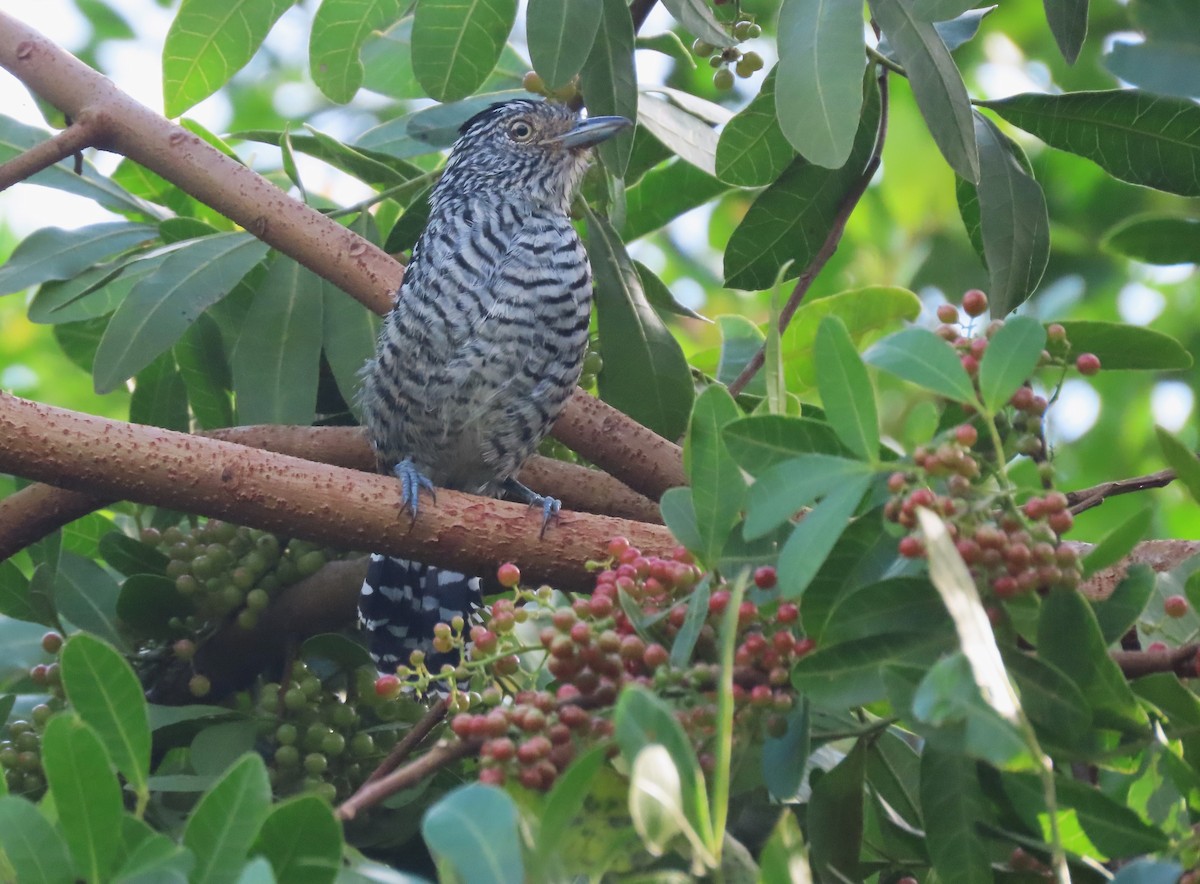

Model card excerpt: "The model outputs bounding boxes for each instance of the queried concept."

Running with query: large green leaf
[722,414,850,473]
[0,223,156,297]
[1105,40,1200,101]
[42,716,124,883]
[1158,428,1200,506]
[775,0,866,168]
[777,476,872,599]
[1082,509,1153,579]
[587,211,694,440]
[0,795,75,884]
[982,90,1200,196]
[920,749,993,883]
[724,79,880,291]
[1043,0,1089,64]
[868,0,979,182]
[970,114,1049,316]
[61,635,152,810]
[54,552,125,650]
[183,754,272,884]
[27,258,158,326]
[578,0,637,177]
[310,0,404,103]
[231,256,324,425]
[808,739,866,883]
[684,385,746,565]
[162,0,295,117]
[253,795,342,884]
[1056,320,1192,370]
[621,159,729,241]
[636,93,718,175]
[1102,214,1200,264]
[744,455,872,541]
[174,312,234,429]
[0,558,38,624]
[792,630,952,707]
[814,316,879,461]
[715,69,797,187]
[864,326,979,404]
[412,0,518,102]
[659,0,735,49]
[422,784,524,882]
[93,233,269,393]
[130,351,189,432]
[526,0,602,89]
[322,288,379,420]
[977,315,1046,412]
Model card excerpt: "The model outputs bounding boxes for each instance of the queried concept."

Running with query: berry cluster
[693,22,764,91]
[0,700,58,799]
[409,539,811,790]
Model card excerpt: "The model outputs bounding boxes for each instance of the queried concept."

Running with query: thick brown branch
[0,116,98,191]
[1067,469,1176,515]
[337,736,483,821]
[0,392,673,583]
[1113,643,1198,679]
[727,70,891,399]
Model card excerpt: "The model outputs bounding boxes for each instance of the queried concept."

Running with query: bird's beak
[551,115,633,149]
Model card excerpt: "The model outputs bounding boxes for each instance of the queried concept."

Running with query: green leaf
[715,69,797,187]
[1094,564,1155,645]
[724,79,881,291]
[174,312,234,429]
[743,455,872,541]
[0,223,156,297]
[722,414,850,473]
[27,259,151,326]
[191,722,259,777]
[1002,649,1093,753]
[116,575,192,640]
[310,0,404,103]
[777,476,872,599]
[669,577,711,668]
[911,0,978,19]
[526,0,602,89]
[100,532,168,578]
[684,385,746,565]
[865,327,978,404]
[301,633,375,671]
[253,794,342,884]
[0,558,38,624]
[920,749,993,883]
[659,487,704,555]
[578,0,637,177]
[93,233,270,393]
[761,700,809,802]
[1103,214,1200,264]
[1158,427,1200,505]
[818,577,947,645]
[422,784,524,883]
[634,261,706,322]
[235,856,276,884]
[868,0,979,182]
[411,0,517,102]
[807,739,865,883]
[130,351,189,431]
[614,684,711,844]
[982,90,1200,196]
[54,552,125,649]
[231,256,324,425]
[775,0,865,168]
[587,210,694,440]
[1106,39,1200,101]
[660,0,735,49]
[792,631,952,707]
[977,316,1046,412]
[533,745,606,868]
[162,0,295,118]
[759,810,811,884]
[1111,861,1186,884]
[42,715,124,883]
[0,795,75,884]
[183,753,272,884]
[814,316,879,461]
[971,114,1050,316]
[1083,508,1153,579]
[1043,0,1088,63]
[61,634,152,812]
[115,831,195,882]
[1038,589,1148,735]
[1056,320,1192,370]
[636,93,718,176]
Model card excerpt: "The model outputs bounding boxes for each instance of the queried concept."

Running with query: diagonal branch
[0,115,98,190]
[1066,468,1175,515]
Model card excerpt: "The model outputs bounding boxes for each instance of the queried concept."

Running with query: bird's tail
[358,554,484,672]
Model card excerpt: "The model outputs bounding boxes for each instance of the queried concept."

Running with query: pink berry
[1165,595,1189,618]
[962,289,988,317]
[1076,352,1101,375]
[753,566,777,589]
[496,562,520,588]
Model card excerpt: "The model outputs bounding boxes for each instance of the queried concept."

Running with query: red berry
[753,566,777,589]
[960,354,979,376]
[738,600,758,625]
[450,714,475,739]
[496,562,520,588]
[1147,641,1169,652]
[898,536,924,558]
[374,674,402,699]
[1165,595,1189,618]
[954,424,978,446]
[962,289,988,317]
[40,632,63,655]
[992,575,1018,598]
[606,536,630,558]
[776,602,799,624]
[588,594,614,618]
[643,643,669,670]
[1075,352,1101,376]
[709,590,731,616]
[936,303,959,324]
[794,637,815,657]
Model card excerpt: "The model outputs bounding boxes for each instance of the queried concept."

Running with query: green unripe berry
[188,674,211,698]
[313,781,338,803]
[708,54,723,69]
[246,588,270,612]
[236,610,257,630]
[300,676,322,698]
[322,732,346,756]
[274,745,300,767]
[713,68,735,90]
[296,550,326,577]
[350,733,376,758]
[284,688,308,711]
[692,38,715,56]
[733,20,754,39]
[304,752,328,775]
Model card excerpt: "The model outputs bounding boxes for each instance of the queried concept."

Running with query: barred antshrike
[357,99,631,671]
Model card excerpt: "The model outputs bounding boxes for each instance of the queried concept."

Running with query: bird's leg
[503,478,561,538]
[393,457,436,519]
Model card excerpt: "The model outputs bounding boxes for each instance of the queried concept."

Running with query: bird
[356,98,631,673]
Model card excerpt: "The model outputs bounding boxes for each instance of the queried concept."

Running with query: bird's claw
[503,478,560,538]
[393,457,436,519]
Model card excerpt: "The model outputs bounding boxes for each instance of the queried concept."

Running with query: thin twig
[1067,469,1175,515]
[0,115,98,191]
[727,69,891,398]
[365,697,450,784]
[336,737,483,821]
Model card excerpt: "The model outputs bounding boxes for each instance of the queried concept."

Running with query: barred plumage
[357,99,631,671]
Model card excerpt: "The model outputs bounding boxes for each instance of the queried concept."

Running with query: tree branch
[0,11,686,504]
[0,116,97,190]
[727,69,891,399]
[336,736,483,821]
[1067,468,1176,515]
[1112,643,1198,680]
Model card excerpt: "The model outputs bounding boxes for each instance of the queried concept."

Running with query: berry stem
[710,571,748,859]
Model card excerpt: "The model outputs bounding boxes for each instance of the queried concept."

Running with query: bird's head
[434,99,631,211]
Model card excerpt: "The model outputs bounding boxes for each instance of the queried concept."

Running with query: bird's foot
[394,458,436,519]
[504,478,561,538]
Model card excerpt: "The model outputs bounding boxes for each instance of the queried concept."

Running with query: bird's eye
[508,119,534,141]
